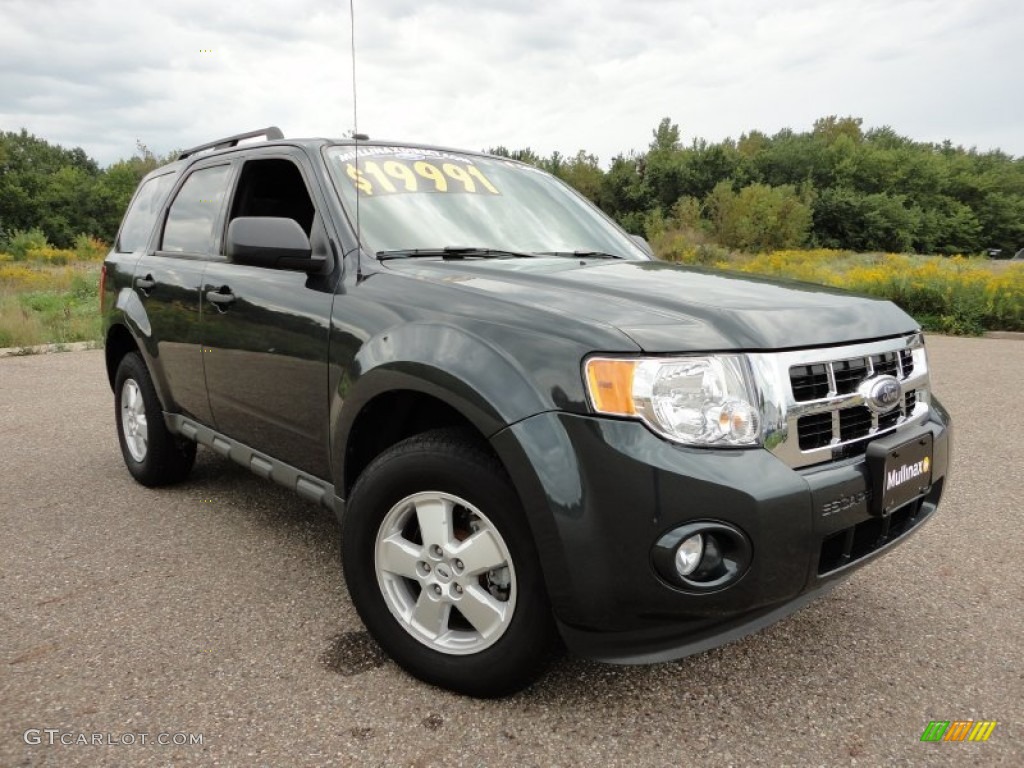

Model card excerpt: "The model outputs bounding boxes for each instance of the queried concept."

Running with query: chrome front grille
[795,389,918,450]
[788,349,914,404]
[750,334,930,469]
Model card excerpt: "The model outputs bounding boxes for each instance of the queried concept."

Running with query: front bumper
[490,396,951,664]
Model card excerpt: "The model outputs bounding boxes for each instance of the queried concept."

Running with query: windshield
[324,145,647,259]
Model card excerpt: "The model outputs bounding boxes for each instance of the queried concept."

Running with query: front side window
[324,146,646,259]
[116,172,177,253]
[229,158,316,235]
[161,165,232,254]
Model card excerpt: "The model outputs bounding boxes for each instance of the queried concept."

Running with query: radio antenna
[349,0,366,280]
[349,0,359,140]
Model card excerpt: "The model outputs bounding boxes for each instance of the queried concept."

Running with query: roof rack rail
[177,126,284,160]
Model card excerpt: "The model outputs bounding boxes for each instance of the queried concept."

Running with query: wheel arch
[105,322,141,391]
[331,322,555,497]
[330,323,580,629]
[334,367,578,605]
[340,386,493,500]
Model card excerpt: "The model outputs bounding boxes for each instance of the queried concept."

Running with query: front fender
[329,321,555,490]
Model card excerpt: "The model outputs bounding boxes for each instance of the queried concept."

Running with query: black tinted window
[230,159,316,235]
[116,172,176,253]
[162,165,232,253]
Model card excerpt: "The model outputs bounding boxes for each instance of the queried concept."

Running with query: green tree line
[0,129,168,249]
[3,118,1023,255]
[492,116,1024,256]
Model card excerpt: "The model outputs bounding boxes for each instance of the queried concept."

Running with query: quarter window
[116,172,177,253]
[162,165,232,253]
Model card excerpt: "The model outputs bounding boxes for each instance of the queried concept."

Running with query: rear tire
[342,428,558,697]
[114,352,196,487]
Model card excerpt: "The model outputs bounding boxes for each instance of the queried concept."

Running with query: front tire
[342,429,558,697]
[114,352,196,487]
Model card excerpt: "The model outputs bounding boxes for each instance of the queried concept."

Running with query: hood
[381,258,918,352]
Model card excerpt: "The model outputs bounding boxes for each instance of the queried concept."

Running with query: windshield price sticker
[345,159,500,197]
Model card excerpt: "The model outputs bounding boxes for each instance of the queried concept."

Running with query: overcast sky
[2,0,1022,167]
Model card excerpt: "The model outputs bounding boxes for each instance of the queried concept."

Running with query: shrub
[981,263,1024,331]
[650,227,700,263]
[25,245,76,265]
[706,182,812,251]
[0,261,88,293]
[70,272,98,300]
[723,249,1024,334]
[6,228,49,260]
[73,234,108,261]
[0,264,52,291]
[650,200,734,265]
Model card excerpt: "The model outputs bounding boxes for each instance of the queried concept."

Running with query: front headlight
[584,355,762,446]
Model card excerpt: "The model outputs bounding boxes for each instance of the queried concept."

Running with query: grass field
[1,235,1021,350]
[724,250,1023,335]
[0,234,105,349]
[651,234,1024,335]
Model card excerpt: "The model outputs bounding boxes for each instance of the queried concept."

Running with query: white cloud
[0,0,1021,166]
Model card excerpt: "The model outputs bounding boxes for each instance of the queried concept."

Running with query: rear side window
[161,165,232,254]
[116,172,177,253]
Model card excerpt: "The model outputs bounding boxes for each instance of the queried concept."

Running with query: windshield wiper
[377,246,538,261]
[533,250,625,259]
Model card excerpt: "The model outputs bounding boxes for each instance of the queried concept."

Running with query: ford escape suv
[101,127,952,696]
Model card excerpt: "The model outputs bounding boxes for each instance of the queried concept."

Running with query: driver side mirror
[226,217,325,272]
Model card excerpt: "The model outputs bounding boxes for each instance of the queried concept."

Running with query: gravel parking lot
[1,336,1020,767]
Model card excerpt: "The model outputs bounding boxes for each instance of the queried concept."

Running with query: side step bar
[164,412,343,517]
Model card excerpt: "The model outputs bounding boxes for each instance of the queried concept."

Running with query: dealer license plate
[867,433,933,516]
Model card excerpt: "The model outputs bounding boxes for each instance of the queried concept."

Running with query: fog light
[692,533,723,579]
[675,533,704,576]
[653,521,753,592]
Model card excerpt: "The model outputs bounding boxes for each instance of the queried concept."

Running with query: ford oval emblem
[860,375,902,413]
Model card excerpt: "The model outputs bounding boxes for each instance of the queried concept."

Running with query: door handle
[205,288,236,309]
[135,274,156,293]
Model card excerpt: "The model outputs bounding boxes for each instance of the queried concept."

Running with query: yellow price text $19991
[345,159,500,197]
